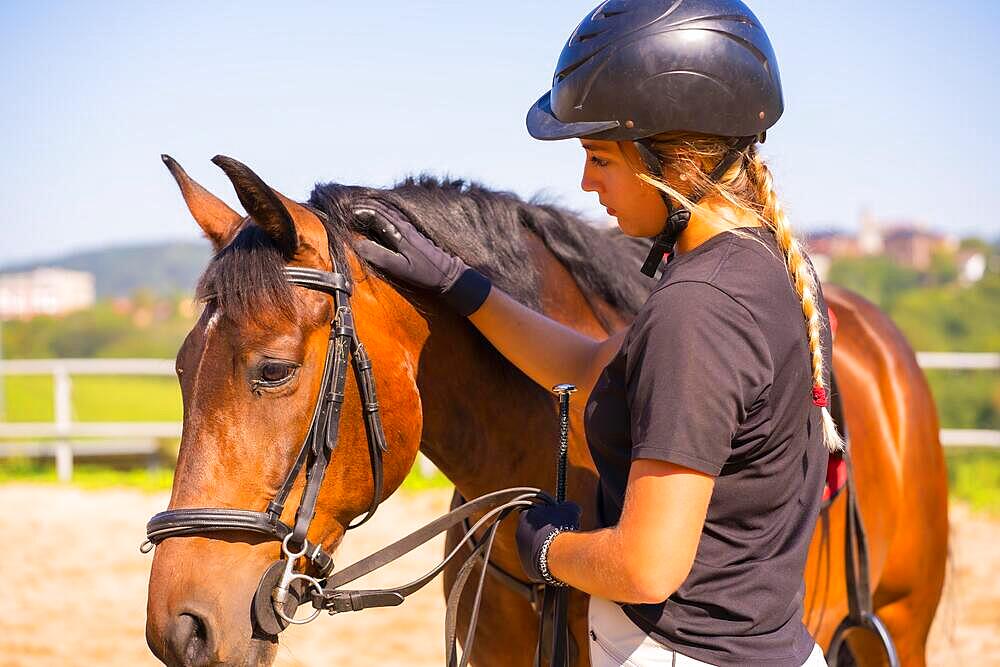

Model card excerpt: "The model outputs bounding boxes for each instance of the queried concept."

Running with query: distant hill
[0,240,212,297]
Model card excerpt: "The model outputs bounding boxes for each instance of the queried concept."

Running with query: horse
[144,155,948,667]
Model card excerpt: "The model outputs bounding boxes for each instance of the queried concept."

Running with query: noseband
[143,252,389,622]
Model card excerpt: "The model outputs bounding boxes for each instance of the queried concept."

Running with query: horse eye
[257,361,298,385]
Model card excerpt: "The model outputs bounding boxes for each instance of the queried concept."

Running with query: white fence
[0,359,179,480]
[915,352,1000,448]
[915,352,1000,370]
[0,354,997,480]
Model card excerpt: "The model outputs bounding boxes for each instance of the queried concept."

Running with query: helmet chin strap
[635,135,760,278]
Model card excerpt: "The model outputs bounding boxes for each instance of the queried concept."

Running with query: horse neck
[411,231,621,500]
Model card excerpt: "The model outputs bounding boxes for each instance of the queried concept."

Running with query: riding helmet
[526,0,784,142]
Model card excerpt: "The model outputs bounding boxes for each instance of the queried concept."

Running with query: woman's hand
[353,199,620,397]
[515,501,581,585]
[543,459,714,604]
[353,200,492,316]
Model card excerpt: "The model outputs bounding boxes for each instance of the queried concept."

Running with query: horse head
[145,156,426,666]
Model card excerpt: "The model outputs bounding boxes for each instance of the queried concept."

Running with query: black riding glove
[352,200,492,317]
[515,501,581,586]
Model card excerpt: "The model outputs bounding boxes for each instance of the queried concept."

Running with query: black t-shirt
[584,226,831,666]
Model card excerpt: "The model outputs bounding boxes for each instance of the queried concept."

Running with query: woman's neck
[673,200,760,256]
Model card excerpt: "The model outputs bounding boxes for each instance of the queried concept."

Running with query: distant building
[957,251,987,284]
[802,229,861,281]
[803,229,862,259]
[803,210,992,282]
[857,209,884,255]
[881,225,958,271]
[0,268,96,320]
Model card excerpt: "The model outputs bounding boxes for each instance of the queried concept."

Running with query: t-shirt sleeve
[626,282,772,475]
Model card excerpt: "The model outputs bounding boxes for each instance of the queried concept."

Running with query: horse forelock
[195,212,359,328]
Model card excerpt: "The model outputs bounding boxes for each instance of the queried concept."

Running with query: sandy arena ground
[0,485,996,666]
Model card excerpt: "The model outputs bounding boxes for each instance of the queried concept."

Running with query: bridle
[141,218,569,665]
[143,244,389,620]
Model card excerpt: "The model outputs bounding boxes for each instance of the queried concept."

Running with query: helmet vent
[593,0,629,20]
[556,55,591,82]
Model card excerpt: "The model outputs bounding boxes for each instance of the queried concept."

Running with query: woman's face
[579,139,668,238]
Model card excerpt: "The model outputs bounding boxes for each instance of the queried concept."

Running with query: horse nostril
[171,612,213,667]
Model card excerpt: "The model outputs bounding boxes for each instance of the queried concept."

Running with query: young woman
[354,1,837,665]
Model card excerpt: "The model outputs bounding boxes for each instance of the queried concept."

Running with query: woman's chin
[615,218,651,239]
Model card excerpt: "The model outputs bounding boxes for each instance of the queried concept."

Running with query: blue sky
[2,1,998,265]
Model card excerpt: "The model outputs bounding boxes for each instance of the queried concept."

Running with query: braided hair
[628,135,844,452]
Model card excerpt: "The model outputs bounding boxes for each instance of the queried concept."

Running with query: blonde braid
[626,134,845,452]
[750,152,844,452]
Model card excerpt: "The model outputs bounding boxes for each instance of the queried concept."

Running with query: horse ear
[161,155,242,251]
[211,155,298,258]
[271,191,333,270]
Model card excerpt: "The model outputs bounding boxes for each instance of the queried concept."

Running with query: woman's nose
[581,170,602,194]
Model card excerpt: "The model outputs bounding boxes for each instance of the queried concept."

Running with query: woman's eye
[590,156,609,168]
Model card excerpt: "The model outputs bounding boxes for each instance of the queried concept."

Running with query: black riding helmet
[526,0,784,276]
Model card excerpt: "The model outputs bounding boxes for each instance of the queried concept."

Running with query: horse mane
[310,175,655,315]
[198,176,655,324]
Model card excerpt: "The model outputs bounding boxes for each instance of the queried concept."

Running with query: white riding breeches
[587,595,827,667]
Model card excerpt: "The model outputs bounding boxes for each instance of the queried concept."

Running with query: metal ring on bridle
[272,534,326,625]
[273,573,325,625]
[281,533,309,559]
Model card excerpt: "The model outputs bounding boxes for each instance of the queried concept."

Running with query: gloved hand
[352,200,492,317]
[516,501,581,586]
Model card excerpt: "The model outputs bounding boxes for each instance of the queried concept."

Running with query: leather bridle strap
[284,266,387,533]
[287,301,352,548]
[347,333,389,529]
[143,508,336,575]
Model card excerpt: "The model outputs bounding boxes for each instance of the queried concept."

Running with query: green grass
[0,458,174,492]
[72,375,182,421]
[1,374,182,422]
[0,457,451,495]
[399,466,453,492]
[944,448,1000,515]
[2,375,54,421]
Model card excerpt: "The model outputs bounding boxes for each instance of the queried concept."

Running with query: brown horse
[145,156,947,667]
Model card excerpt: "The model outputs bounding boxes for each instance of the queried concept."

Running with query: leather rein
[141,240,568,666]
